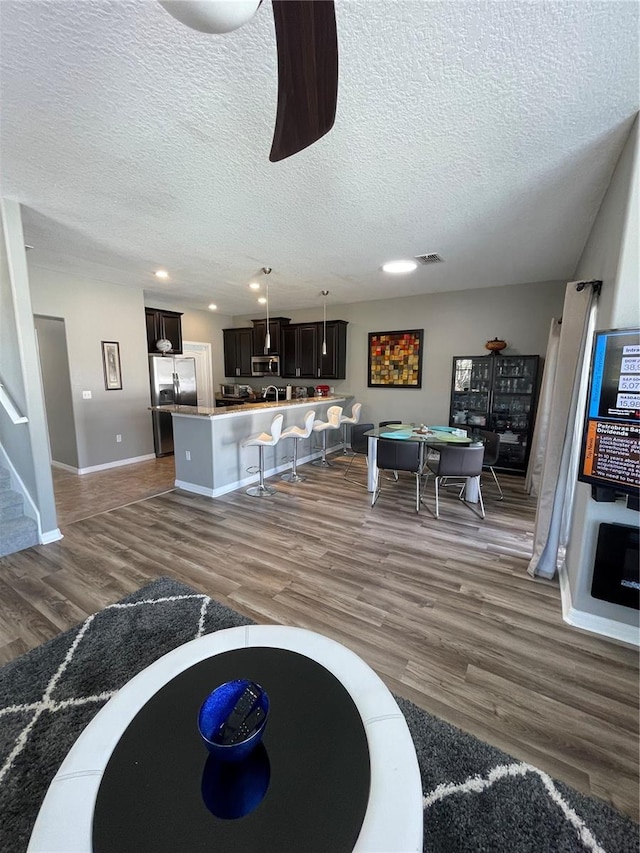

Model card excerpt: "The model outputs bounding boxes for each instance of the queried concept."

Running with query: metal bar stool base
[246,484,277,497]
[281,471,306,482]
[312,458,332,467]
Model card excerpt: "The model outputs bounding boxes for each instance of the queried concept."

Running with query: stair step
[0,489,24,521]
[0,515,39,558]
[0,467,10,492]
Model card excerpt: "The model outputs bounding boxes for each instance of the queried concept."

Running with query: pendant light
[321,290,329,356]
[263,267,272,353]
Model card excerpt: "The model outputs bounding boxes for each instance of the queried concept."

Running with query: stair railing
[0,382,28,424]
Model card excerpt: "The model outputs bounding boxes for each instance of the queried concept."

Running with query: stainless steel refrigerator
[149,355,197,456]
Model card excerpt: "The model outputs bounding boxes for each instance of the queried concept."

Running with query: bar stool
[280,410,316,483]
[339,402,362,455]
[242,414,284,497]
[311,405,343,467]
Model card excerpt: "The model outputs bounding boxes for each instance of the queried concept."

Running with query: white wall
[237,280,566,426]
[29,267,154,470]
[564,117,639,629]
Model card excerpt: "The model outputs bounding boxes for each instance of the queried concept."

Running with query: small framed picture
[368,329,424,388]
[101,341,122,390]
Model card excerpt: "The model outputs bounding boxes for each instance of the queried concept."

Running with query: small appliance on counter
[315,385,330,397]
[220,384,253,399]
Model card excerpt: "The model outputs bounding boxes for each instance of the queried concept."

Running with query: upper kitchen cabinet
[223,327,254,377]
[282,323,319,379]
[251,318,290,355]
[145,307,183,354]
[318,320,348,379]
[281,320,348,380]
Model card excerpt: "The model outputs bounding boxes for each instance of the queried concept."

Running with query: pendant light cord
[321,290,329,356]
[263,267,272,353]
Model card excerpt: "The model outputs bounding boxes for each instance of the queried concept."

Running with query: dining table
[363,425,482,503]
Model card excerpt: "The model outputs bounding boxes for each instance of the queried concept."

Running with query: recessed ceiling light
[382,259,418,274]
[154,269,169,279]
[249,282,261,290]
[258,296,267,304]
[208,303,217,311]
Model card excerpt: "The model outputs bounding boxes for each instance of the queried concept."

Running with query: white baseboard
[175,446,342,499]
[76,454,156,475]
[174,480,216,498]
[41,528,64,544]
[558,564,639,647]
[51,461,79,473]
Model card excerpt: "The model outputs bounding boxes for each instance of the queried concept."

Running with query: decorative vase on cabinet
[449,354,540,474]
[145,308,183,354]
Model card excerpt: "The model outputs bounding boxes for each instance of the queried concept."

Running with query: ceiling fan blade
[269,0,338,162]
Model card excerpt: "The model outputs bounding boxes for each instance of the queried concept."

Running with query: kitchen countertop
[149,395,349,418]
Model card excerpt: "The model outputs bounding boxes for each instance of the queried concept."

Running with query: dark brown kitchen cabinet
[318,320,348,379]
[145,307,183,354]
[251,317,290,355]
[282,324,319,379]
[281,320,348,380]
[223,327,254,377]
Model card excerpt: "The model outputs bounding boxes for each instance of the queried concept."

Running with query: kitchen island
[150,396,350,498]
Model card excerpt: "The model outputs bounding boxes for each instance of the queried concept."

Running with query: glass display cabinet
[449,355,540,473]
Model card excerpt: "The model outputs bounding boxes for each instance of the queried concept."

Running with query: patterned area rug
[0,577,637,852]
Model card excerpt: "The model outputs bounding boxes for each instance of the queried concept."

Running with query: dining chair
[372,438,422,513]
[422,444,485,518]
[475,429,504,500]
[343,422,374,488]
[378,421,402,480]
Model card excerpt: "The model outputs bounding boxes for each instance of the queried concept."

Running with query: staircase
[0,466,38,557]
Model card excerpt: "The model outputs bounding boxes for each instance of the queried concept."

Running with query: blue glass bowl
[198,680,269,763]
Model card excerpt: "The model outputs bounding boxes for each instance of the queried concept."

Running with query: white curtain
[527,282,599,579]
[525,318,561,497]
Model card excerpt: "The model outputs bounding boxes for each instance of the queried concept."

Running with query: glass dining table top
[364,426,473,444]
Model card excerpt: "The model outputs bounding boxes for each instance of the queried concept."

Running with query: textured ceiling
[1,0,638,316]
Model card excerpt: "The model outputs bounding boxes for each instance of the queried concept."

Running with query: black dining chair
[422,444,485,518]
[475,429,504,500]
[372,438,422,513]
[378,421,402,480]
[343,422,374,488]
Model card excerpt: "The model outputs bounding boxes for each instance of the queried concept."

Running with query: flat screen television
[578,327,640,498]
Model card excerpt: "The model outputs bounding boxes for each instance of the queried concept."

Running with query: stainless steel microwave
[251,355,280,377]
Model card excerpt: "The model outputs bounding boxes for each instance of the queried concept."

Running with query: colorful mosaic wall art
[368,329,424,388]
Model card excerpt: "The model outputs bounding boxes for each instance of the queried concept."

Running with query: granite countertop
[148,395,349,418]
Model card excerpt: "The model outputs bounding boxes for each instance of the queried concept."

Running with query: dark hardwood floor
[0,454,638,822]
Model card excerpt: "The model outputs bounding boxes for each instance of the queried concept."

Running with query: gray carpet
[0,577,637,852]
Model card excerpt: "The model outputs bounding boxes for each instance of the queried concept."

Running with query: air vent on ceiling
[414,253,443,265]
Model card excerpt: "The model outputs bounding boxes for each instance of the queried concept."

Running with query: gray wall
[565,117,639,626]
[236,280,566,426]
[29,267,154,470]
[34,315,79,468]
